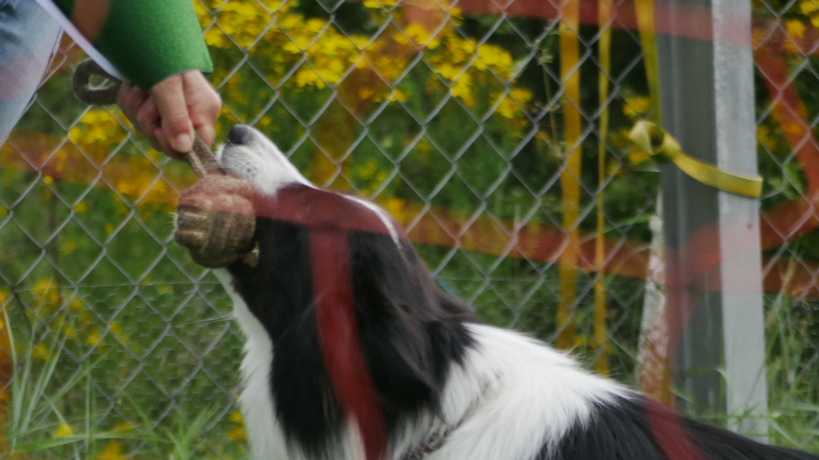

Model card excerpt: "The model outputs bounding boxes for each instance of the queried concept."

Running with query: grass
[0,280,247,460]
[762,290,819,452]
[1,271,817,459]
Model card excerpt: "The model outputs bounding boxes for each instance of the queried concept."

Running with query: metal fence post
[656,0,769,437]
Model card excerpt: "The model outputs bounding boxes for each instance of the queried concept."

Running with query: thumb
[151,75,193,153]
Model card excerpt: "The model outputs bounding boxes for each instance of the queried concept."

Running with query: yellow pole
[556,0,581,350]
[594,0,613,375]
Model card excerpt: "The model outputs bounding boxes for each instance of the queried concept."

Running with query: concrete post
[656,0,769,437]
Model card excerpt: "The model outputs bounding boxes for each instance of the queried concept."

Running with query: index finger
[151,75,193,153]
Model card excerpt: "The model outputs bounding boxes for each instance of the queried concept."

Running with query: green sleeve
[53,0,213,89]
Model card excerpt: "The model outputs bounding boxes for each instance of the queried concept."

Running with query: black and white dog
[175,125,818,460]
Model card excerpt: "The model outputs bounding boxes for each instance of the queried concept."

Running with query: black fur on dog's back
[548,396,819,460]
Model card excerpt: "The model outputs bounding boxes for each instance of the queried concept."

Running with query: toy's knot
[174,175,258,268]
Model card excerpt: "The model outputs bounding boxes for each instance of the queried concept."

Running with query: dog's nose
[227,125,254,145]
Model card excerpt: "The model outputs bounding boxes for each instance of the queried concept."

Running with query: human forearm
[36,0,213,89]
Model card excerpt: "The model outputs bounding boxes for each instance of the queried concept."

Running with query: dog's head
[217,124,402,243]
[217,124,311,196]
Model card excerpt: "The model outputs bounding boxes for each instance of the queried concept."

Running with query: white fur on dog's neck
[428,324,629,460]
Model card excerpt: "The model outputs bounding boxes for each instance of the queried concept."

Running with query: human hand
[117,70,221,159]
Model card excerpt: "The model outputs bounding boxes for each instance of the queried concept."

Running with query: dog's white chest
[215,269,361,460]
[214,269,291,460]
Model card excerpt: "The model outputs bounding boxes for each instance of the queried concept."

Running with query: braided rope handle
[72,60,224,179]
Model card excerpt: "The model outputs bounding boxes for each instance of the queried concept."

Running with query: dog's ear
[348,231,474,416]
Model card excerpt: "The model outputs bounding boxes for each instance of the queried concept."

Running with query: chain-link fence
[0,0,818,458]
[754,0,819,448]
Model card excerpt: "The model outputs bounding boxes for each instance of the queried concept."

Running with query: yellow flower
[404,23,439,48]
[211,1,271,49]
[786,19,806,39]
[627,144,651,166]
[32,279,59,307]
[783,20,806,53]
[73,201,88,213]
[356,160,378,180]
[86,331,102,347]
[510,87,533,105]
[97,441,125,460]
[497,98,519,119]
[293,67,325,88]
[32,342,49,360]
[476,44,513,76]
[382,197,406,222]
[112,422,133,432]
[363,0,397,8]
[227,426,247,441]
[194,1,213,27]
[391,88,409,103]
[782,120,804,135]
[109,322,127,344]
[69,296,85,312]
[228,409,247,441]
[68,109,128,150]
[757,124,776,150]
[622,96,652,120]
[61,323,76,339]
[800,0,818,14]
[59,239,77,256]
[449,74,475,106]
[53,422,74,438]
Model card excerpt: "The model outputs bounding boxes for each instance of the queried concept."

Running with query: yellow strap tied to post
[629,121,763,198]
[634,0,662,121]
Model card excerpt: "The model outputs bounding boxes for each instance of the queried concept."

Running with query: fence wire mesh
[754,0,819,448]
[0,0,817,458]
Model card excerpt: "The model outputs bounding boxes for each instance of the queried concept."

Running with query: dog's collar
[402,376,494,459]
[402,428,450,460]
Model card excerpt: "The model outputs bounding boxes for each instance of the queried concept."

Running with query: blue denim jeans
[0,0,62,146]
